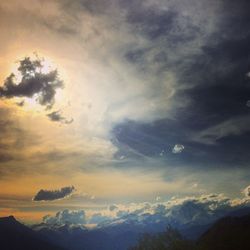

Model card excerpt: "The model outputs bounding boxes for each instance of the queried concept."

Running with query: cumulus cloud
[154,204,167,215]
[33,186,75,201]
[43,209,86,225]
[88,213,111,224]
[109,204,118,211]
[172,144,185,154]
[243,185,250,198]
[111,194,250,226]
[39,193,250,228]
[0,57,63,109]
[47,110,73,124]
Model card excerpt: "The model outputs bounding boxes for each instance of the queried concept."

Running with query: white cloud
[243,185,250,198]
[246,100,250,107]
[172,144,185,154]
[42,193,250,227]
[156,196,162,201]
[43,209,86,225]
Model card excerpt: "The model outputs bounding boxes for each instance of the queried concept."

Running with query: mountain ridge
[1,210,250,250]
[0,215,65,250]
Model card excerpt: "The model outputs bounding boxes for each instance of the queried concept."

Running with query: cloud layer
[41,193,250,227]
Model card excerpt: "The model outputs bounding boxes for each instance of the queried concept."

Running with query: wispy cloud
[192,115,250,145]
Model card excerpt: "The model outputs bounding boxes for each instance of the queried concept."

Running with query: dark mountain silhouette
[227,206,250,217]
[130,212,250,250]
[33,210,250,250]
[2,211,250,250]
[0,216,65,250]
[179,223,211,240]
[196,213,250,250]
[32,223,135,250]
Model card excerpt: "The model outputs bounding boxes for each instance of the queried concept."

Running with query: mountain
[129,212,250,250]
[31,217,210,250]
[32,222,136,250]
[0,216,65,250]
[2,212,250,250]
[197,213,250,250]
[32,207,248,250]
[227,206,250,217]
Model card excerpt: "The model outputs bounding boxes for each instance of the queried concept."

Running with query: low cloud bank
[42,193,250,227]
[43,209,86,225]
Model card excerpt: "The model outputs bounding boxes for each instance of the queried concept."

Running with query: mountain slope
[0,216,65,250]
[197,213,250,250]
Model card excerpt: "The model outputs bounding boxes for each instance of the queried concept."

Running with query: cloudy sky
[0,0,250,223]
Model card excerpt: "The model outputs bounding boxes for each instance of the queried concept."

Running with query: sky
[0,0,250,223]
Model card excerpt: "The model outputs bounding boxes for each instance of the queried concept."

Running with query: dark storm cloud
[179,30,250,122]
[47,110,73,124]
[122,1,209,76]
[33,186,75,201]
[126,6,177,40]
[112,125,161,160]
[122,0,250,93]
[177,0,250,100]
[112,119,187,159]
[112,116,250,168]
[0,57,63,109]
[111,0,250,169]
